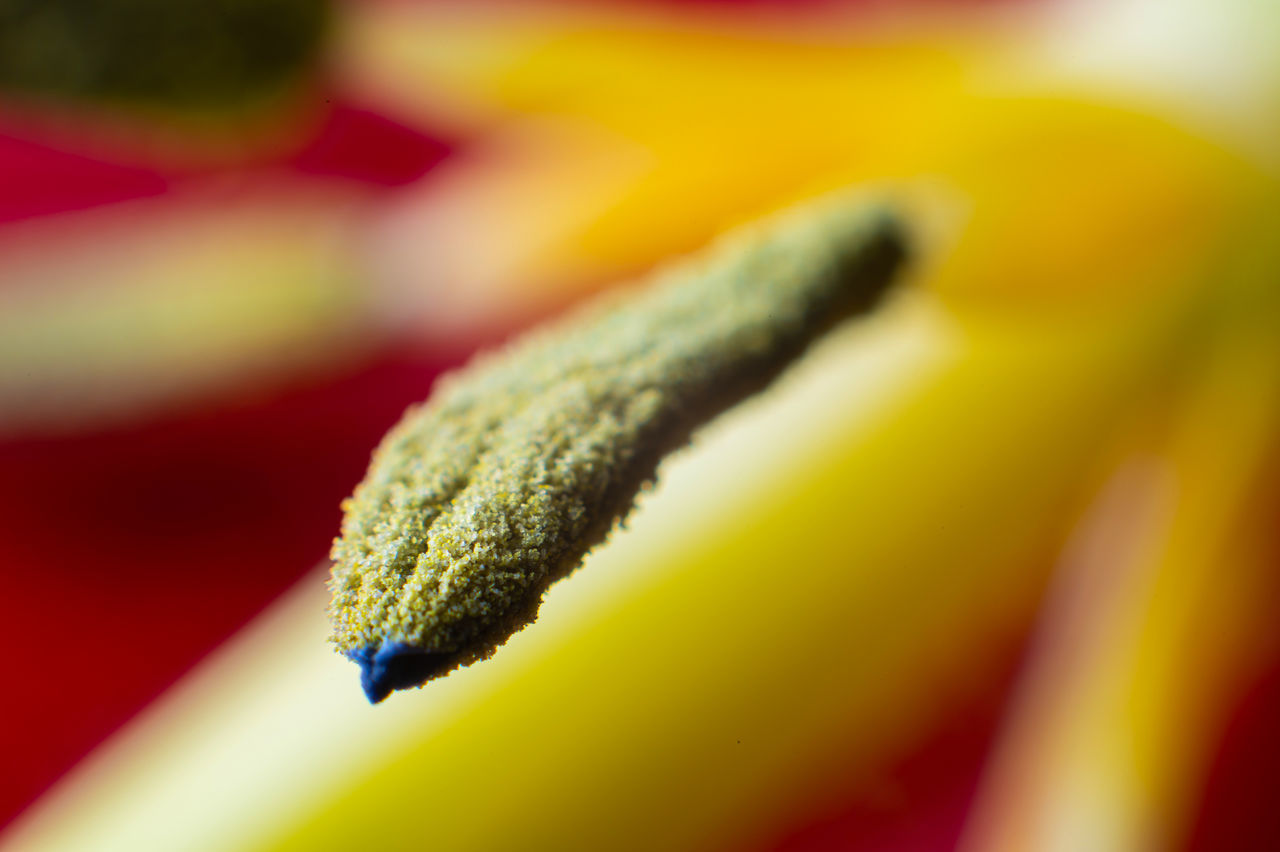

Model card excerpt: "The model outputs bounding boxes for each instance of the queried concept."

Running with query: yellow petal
[963,248,1280,852]
[3,246,1222,851]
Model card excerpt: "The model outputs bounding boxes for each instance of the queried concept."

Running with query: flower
[2,1,1278,850]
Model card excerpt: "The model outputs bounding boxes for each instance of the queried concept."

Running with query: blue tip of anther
[346,642,450,704]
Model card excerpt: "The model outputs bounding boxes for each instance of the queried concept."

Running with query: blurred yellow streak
[963,233,1280,852]
[342,3,1259,336]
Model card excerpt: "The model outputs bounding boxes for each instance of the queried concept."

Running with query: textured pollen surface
[328,195,907,701]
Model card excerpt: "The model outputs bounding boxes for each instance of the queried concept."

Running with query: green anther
[328,194,908,701]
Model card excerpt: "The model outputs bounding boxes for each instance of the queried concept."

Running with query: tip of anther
[346,643,453,704]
